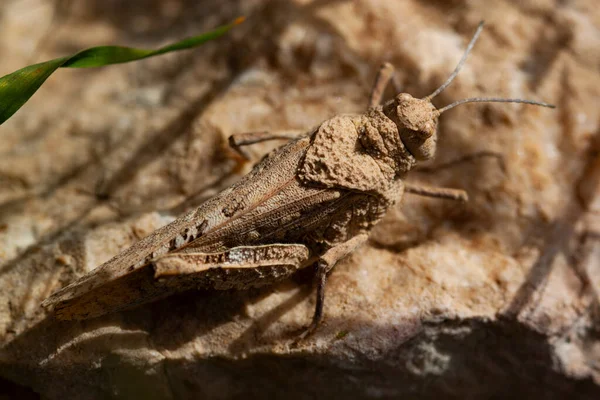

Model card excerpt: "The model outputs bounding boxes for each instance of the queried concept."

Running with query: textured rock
[0,0,599,399]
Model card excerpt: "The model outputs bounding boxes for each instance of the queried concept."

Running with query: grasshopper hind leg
[154,244,312,290]
[298,234,369,341]
[297,260,328,340]
[157,235,370,341]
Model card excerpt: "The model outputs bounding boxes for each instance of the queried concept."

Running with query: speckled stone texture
[0,0,599,399]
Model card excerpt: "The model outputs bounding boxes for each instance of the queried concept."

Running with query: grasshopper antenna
[424,21,485,101]
[424,21,555,113]
[437,97,555,114]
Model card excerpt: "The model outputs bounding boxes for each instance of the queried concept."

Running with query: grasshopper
[42,22,553,338]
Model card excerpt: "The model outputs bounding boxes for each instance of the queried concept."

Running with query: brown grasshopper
[42,22,554,338]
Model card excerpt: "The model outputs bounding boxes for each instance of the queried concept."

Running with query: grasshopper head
[385,92,439,161]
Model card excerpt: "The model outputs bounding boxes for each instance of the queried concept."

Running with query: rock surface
[0,0,599,398]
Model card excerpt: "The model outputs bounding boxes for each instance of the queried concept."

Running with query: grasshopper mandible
[42,22,554,338]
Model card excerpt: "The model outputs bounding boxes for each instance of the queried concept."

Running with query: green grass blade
[0,17,244,125]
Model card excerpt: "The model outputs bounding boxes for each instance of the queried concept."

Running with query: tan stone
[0,0,599,398]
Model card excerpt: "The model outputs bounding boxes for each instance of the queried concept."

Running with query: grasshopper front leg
[368,62,403,108]
[414,151,506,175]
[228,131,303,160]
